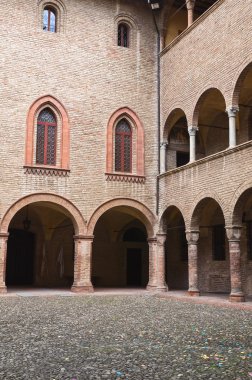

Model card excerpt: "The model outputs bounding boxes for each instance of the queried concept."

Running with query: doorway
[127,248,142,286]
[6,229,35,286]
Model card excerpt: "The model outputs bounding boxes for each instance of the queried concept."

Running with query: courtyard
[0,293,251,380]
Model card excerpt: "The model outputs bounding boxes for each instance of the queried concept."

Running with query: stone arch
[192,87,227,126]
[189,191,228,229]
[26,95,70,169]
[159,202,188,232]
[114,13,139,31]
[163,108,188,140]
[37,0,67,33]
[87,198,156,237]
[230,180,252,226]
[0,193,86,235]
[231,60,252,107]
[106,107,144,176]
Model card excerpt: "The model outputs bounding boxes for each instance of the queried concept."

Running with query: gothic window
[43,7,57,32]
[36,108,57,165]
[118,23,129,47]
[115,119,132,172]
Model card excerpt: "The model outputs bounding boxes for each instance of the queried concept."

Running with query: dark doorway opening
[6,229,35,286]
[127,248,142,286]
[176,151,189,167]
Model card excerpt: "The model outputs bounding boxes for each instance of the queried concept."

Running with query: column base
[229,293,245,303]
[71,285,94,293]
[146,284,168,292]
[188,290,200,297]
[0,286,7,294]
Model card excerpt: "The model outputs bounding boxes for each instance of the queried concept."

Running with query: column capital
[188,126,198,136]
[74,235,94,241]
[0,233,9,239]
[156,233,167,246]
[147,237,157,244]
[225,226,242,241]
[160,141,168,148]
[186,230,199,244]
[226,106,239,117]
[186,0,196,10]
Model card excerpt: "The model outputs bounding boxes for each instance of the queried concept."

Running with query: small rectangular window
[212,225,226,261]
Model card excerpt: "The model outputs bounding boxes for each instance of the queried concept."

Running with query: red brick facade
[0,0,251,301]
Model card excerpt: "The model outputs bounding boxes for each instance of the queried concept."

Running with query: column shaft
[160,142,167,174]
[186,230,200,296]
[226,106,239,148]
[71,235,94,293]
[147,234,168,292]
[188,126,198,162]
[0,233,8,293]
[186,0,195,27]
[147,238,157,290]
[226,226,244,302]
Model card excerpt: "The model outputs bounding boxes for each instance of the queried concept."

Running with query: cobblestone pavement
[0,294,251,380]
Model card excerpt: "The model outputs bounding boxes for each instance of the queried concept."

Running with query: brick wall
[0,0,158,225]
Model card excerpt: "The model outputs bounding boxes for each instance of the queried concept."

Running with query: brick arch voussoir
[229,180,252,226]
[192,86,228,127]
[0,193,86,235]
[106,107,144,176]
[188,190,228,230]
[163,107,188,141]
[231,59,252,108]
[159,201,188,232]
[87,198,157,238]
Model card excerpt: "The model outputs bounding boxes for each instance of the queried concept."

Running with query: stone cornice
[105,173,146,184]
[24,166,70,177]
[159,140,252,179]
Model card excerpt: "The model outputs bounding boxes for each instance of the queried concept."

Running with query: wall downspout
[150,9,161,216]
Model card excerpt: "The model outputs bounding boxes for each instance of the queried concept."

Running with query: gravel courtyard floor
[0,294,251,380]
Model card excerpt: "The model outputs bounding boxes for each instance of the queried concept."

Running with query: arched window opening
[118,23,129,47]
[36,108,57,165]
[115,119,132,172]
[43,7,57,32]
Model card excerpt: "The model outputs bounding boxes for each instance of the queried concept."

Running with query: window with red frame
[43,7,57,32]
[118,23,129,47]
[36,108,57,165]
[115,119,132,172]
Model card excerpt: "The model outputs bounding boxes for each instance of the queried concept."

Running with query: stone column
[147,234,168,292]
[226,226,245,302]
[186,0,196,27]
[188,126,198,162]
[160,142,167,174]
[226,106,239,148]
[186,230,200,296]
[71,235,94,293]
[0,233,8,293]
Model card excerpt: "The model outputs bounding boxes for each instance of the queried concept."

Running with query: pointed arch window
[118,23,129,47]
[36,108,57,165]
[43,7,57,32]
[115,119,132,172]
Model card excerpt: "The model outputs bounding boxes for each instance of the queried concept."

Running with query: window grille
[115,119,132,172]
[43,7,56,32]
[118,23,129,47]
[36,108,57,165]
